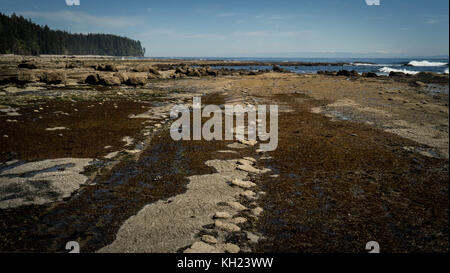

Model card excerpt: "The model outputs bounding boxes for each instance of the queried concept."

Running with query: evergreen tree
[0,13,145,56]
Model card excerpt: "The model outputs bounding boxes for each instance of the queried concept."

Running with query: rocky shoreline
[0,56,448,253]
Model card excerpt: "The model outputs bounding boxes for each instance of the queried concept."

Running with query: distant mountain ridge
[0,13,145,56]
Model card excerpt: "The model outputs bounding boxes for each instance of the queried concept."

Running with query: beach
[0,55,448,253]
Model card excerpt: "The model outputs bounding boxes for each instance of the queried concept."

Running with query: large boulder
[336,70,352,76]
[114,72,129,84]
[272,65,289,73]
[40,71,66,84]
[99,74,121,86]
[389,71,407,77]
[350,70,359,76]
[85,74,100,85]
[132,64,160,75]
[95,64,118,72]
[362,72,378,77]
[175,66,188,74]
[186,68,201,77]
[127,75,147,86]
[85,73,121,86]
[18,61,37,69]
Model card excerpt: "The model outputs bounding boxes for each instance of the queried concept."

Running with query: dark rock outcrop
[18,61,37,69]
[336,69,359,77]
[362,72,378,77]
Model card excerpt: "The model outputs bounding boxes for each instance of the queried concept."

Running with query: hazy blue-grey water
[133,57,449,75]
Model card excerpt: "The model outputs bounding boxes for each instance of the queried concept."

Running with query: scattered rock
[246,232,260,244]
[95,64,118,72]
[214,211,231,219]
[132,64,160,75]
[184,241,222,253]
[45,127,68,131]
[226,142,247,149]
[223,243,240,253]
[231,179,256,188]
[127,75,148,86]
[215,220,241,232]
[202,235,218,244]
[238,139,258,146]
[238,159,254,166]
[415,81,427,87]
[237,164,266,174]
[240,190,256,199]
[227,201,248,211]
[232,217,247,224]
[362,72,378,77]
[252,207,263,216]
[99,74,121,86]
[104,151,119,159]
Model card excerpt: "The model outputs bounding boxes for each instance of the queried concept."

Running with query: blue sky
[0,0,448,57]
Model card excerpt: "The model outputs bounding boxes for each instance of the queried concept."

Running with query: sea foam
[379,67,419,75]
[407,60,448,67]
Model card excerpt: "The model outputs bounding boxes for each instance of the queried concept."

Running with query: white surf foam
[445,68,449,74]
[407,60,448,67]
[379,67,419,75]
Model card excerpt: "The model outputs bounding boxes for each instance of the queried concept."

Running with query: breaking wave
[379,67,419,75]
[407,60,448,67]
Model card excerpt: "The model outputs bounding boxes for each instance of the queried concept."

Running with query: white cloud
[426,19,439,24]
[18,10,143,29]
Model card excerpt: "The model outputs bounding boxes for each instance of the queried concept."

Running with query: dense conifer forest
[0,13,145,56]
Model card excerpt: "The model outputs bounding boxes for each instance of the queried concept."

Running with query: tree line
[0,13,145,56]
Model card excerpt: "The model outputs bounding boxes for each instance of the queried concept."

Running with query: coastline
[0,55,448,253]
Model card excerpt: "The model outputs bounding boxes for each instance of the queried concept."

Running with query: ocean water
[143,57,449,75]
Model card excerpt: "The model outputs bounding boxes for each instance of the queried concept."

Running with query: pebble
[214,211,231,219]
[215,220,241,232]
[237,159,254,166]
[240,190,256,199]
[238,139,258,146]
[232,217,247,224]
[246,232,260,244]
[237,164,263,174]
[231,179,256,188]
[223,243,240,253]
[201,235,218,244]
[227,201,248,211]
[252,207,263,216]
[125,149,141,154]
[184,241,222,253]
[104,151,119,159]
